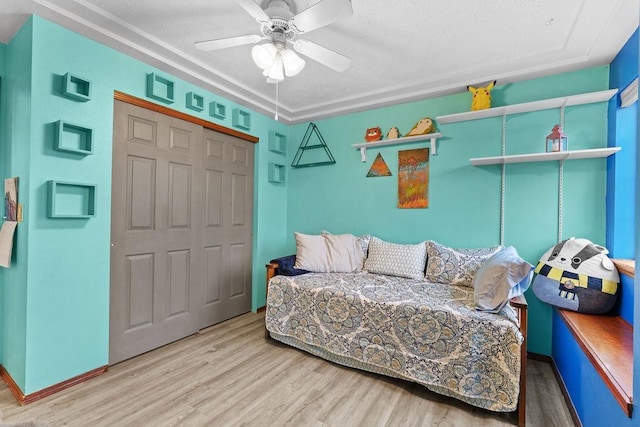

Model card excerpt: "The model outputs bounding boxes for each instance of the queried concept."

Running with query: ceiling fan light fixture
[254,43,304,82]
[264,53,285,82]
[281,48,305,76]
[251,43,277,70]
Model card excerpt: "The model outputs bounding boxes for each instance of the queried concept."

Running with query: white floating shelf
[470,147,621,166]
[352,132,443,162]
[437,89,618,124]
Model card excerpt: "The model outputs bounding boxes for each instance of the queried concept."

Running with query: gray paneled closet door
[200,128,254,328]
[110,100,253,365]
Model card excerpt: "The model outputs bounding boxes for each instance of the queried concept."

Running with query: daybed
[264,235,529,427]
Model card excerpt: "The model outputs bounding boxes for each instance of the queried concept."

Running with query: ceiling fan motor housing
[261,0,298,46]
[264,0,295,20]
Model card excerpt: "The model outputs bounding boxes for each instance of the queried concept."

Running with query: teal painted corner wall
[1,18,35,393]
[259,122,290,273]
[0,41,6,362]
[285,67,611,355]
[1,15,287,394]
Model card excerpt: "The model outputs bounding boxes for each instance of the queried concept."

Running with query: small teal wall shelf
[232,108,251,130]
[47,180,97,218]
[268,162,286,183]
[291,122,335,168]
[186,91,204,112]
[54,120,94,155]
[146,72,175,104]
[209,101,226,119]
[268,131,287,154]
[62,73,91,102]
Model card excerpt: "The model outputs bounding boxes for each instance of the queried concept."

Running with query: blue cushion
[271,254,310,276]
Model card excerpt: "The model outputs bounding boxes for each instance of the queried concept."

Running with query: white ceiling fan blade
[293,39,351,72]
[195,34,263,51]
[236,0,271,24]
[289,0,353,33]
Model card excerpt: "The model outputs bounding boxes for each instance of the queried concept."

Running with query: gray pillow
[364,237,427,280]
[473,246,533,313]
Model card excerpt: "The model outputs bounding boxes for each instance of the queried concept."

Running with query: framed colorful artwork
[367,153,392,177]
[398,148,429,208]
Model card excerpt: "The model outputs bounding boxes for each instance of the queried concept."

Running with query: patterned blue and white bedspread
[265,271,523,412]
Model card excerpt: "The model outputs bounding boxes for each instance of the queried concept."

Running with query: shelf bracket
[499,113,507,246]
[558,160,565,243]
[430,136,438,156]
[359,147,367,162]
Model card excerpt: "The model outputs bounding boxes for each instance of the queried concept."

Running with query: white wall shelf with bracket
[352,132,443,162]
[435,87,618,246]
[436,89,618,124]
[470,147,621,166]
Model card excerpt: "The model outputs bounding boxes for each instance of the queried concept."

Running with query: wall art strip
[398,148,429,208]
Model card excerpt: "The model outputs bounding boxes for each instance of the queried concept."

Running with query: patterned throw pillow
[364,237,427,280]
[357,234,372,258]
[425,240,502,286]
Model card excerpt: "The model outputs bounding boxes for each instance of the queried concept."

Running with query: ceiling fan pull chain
[275,82,279,121]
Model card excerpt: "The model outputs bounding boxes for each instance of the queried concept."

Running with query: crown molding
[21,0,638,124]
[620,77,638,108]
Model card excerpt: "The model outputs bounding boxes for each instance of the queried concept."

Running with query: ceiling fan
[195,0,353,83]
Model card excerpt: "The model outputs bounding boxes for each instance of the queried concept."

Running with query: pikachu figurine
[467,80,496,111]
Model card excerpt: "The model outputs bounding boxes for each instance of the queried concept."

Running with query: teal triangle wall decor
[291,123,336,168]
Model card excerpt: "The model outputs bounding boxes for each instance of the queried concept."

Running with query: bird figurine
[386,126,402,139]
[404,117,435,137]
[365,126,383,142]
[467,80,496,111]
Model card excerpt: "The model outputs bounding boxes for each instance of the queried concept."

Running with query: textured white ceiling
[1,0,637,123]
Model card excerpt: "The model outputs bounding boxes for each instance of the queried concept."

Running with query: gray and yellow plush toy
[532,237,619,314]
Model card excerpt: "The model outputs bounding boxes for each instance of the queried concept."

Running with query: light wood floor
[0,312,574,426]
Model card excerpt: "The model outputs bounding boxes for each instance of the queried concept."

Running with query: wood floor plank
[0,312,573,427]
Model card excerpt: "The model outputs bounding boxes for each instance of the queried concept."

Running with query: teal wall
[0,41,6,362]
[0,19,34,392]
[285,67,611,355]
[0,16,287,394]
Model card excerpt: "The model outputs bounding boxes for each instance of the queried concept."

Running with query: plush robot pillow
[532,238,619,314]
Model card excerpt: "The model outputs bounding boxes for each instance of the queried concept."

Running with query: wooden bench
[556,258,634,417]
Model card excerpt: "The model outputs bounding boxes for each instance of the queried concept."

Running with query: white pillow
[293,233,328,271]
[364,237,427,280]
[293,232,365,272]
[324,233,365,272]
[322,230,371,258]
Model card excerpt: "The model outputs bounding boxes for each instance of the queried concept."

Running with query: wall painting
[398,148,429,209]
